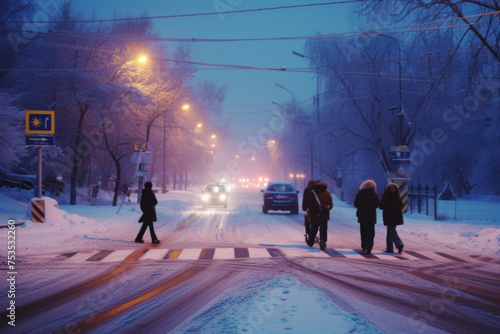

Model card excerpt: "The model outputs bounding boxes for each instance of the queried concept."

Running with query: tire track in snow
[281,257,500,334]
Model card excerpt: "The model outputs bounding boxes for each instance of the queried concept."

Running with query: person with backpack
[135,182,160,244]
[302,181,333,250]
[379,183,404,253]
[302,179,317,242]
[354,180,379,254]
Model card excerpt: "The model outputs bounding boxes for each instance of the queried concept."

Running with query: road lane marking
[101,250,137,262]
[165,249,182,259]
[214,248,235,259]
[79,265,208,331]
[87,250,114,261]
[177,248,203,260]
[248,248,272,258]
[404,250,434,260]
[140,249,170,260]
[371,252,401,261]
[335,249,366,259]
[199,248,215,260]
[50,248,477,263]
[67,251,100,262]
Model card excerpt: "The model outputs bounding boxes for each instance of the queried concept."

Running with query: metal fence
[408,183,437,220]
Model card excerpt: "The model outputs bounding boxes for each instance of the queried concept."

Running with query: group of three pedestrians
[303,179,404,254]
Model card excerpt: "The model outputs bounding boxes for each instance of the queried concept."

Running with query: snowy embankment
[0,188,199,256]
[0,187,499,258]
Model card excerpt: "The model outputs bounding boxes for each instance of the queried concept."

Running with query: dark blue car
[260,181,299,214]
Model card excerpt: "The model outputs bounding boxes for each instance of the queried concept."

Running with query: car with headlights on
[201,184,228,208]
[260,181,299,214]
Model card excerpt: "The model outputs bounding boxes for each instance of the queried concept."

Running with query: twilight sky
[72,0,355,179]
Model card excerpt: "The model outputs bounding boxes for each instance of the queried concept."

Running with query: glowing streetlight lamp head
[211,134,217,139]
[197,123,202,128]
[138,56,147,63]
[182,104,190,110]
[211,144,215,148]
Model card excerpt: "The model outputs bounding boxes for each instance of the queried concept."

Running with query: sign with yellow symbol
[26,110,55,134]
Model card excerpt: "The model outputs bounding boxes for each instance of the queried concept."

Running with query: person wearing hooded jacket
[135,182,160,244]
[302,181,333,250]
[354,180,379,254]
[302,179,317,241]
[379,183,404,253]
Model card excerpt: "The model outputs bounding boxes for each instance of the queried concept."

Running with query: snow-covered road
[1,188,499,333]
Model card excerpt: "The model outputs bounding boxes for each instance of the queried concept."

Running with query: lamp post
[293,51,321,179]
[274,84,295,182]
[364,33,403,145]
[162,103,189,193]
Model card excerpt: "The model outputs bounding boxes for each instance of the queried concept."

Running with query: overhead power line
[5,1,365,24]
[2,10,497,44]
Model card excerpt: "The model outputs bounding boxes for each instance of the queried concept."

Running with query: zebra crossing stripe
[140,249,169,260]
[87,250,114,261]
[199,248,215,260]
[372,252,401,261]
[214,248,235,259]
[178,248,203,260]
[434,252,467,263]
[248,248,272,258]
[101,250,136,262]
[165,249,182,260]
[52,248,473,263]
[67,251,100,262]
[404,250,434,260]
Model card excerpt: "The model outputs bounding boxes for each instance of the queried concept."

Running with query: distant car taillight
[290,194,298,199]
[264,194,273,199]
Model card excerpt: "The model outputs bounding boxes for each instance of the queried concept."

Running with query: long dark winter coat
[139,188,158,222]
[302,181,333,222]
[379,183,404,226]
[354,180,379,224]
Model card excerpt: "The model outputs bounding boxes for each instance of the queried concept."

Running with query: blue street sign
[26,135,55,146]
[26,110,55,134]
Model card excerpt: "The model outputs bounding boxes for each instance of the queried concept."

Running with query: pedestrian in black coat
[302,181,333,250]
[135,182,160,244]
[379,183,404,253]
[354,180,379,254]
[302,179,317,241]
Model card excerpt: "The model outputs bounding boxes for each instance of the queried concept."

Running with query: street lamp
[364,32,403,146]
[162,103,189,193]
[293,50,320,179]
[275,84,295,181]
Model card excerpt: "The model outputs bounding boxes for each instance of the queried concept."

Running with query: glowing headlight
[219,194,227,201]
[202,194,209,201]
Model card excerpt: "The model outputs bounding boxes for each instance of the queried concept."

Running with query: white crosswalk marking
[248,248,272,258]
[281,247,331,258]
[397,252,423,261]
[335,249,365,259]
[177,248,203,260]
[67,251,100,262]
[214,248,235,259]
[140,249,169,260]
[53,248,472,263]
[371,252,401,261]
[101,250,136,262]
